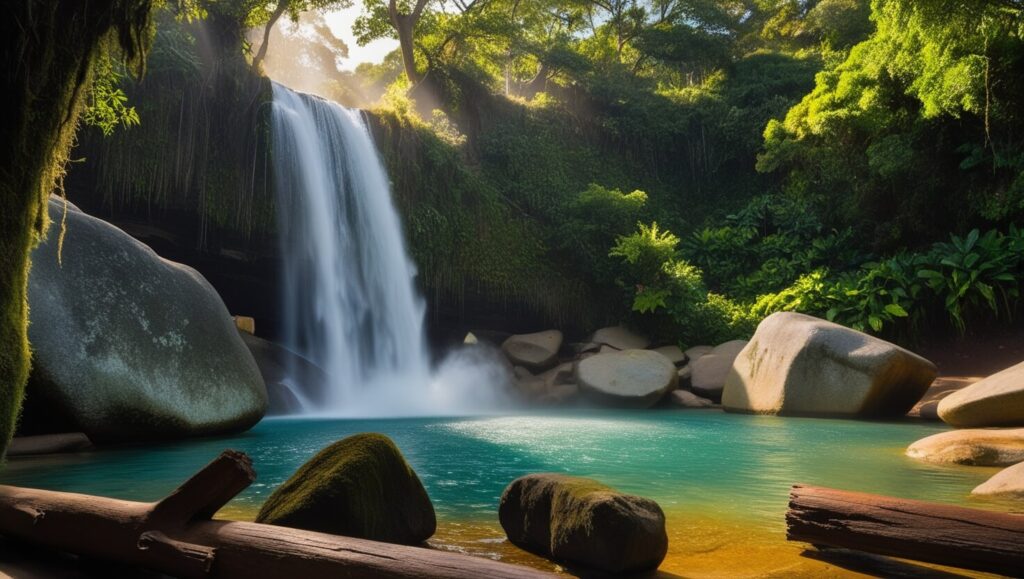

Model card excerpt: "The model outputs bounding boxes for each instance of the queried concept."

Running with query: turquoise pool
[1,411,1011,576]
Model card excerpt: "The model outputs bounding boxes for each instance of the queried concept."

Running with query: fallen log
[0,450,553,578]
[786,484,1024,577]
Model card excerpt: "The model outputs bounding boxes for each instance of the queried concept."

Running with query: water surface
[2,411,1011,577]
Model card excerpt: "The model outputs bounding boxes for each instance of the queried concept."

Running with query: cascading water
[271,83,511,415]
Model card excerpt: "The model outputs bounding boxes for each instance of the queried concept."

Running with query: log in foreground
[0,450,552,579]
[786,484,1024,577]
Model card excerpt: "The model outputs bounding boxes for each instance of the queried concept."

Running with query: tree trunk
[393,14,421,84]
[252,0,289,72]
[786,484,1024,577]
[0,0,156,459]
[0,450,554,578]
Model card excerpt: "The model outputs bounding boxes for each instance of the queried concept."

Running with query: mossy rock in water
[255,433,436,545]
[499,473,667,574]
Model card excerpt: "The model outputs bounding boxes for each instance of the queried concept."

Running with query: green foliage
[752,228,1024,338]
[681,195,867,299]
[608,222,756,345]
[83,54,141,136]
[917,228,1023,333]
[759,0,1024,247]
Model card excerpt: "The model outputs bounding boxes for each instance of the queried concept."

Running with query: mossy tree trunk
[0,0,155,458]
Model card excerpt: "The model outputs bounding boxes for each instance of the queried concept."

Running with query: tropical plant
[918,229,1021,333]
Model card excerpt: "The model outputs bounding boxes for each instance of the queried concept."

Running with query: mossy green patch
[499,473,668,574]
[255,433,436,545]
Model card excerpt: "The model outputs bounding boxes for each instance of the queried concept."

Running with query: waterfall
[270,83,512,415]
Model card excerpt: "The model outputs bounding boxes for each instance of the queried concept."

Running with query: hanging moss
[367,109,603,332]
[0,0,158,458]
[69,11,276,247]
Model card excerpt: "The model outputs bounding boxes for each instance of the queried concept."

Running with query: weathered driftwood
[786,483,1024,577]
[0,450,553,578]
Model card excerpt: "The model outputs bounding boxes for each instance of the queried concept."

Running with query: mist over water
[270,83,512,416]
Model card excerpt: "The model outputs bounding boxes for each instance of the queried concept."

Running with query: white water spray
[271,83,512,415]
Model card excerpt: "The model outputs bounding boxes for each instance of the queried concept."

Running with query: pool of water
[1,411,1013,577]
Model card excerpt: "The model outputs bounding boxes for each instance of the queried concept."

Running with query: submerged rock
[722,313,935,417]
[972,461,1024,498]
[907,428,1024,467]
[576,349,677,408]
[938,361,1024,428]
[668,390,714,409]
[501,330,563,371]
[691,340,747,401]
[499,473,667,574]
[256,433,436,544]
[591,325,650,350]
[6,433,92,457]
[24,198,267,442]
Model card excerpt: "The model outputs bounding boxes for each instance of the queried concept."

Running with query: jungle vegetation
[11,1,1021,450]
[63,0,1024,344]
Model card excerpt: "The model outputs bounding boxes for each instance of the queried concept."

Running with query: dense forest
[63,0,1024,349]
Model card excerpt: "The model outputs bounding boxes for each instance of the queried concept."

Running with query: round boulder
[24,198,267,443]
[722,313,936,418]
[684,345,713,362]
[650,345,687,366]
[972,461,1024,498]
[591,325,650,350]
[576,349,677,408]
[501,330,563,372]
[938,361,1024,428]
[691,340,748,401]
[907,428,1024,467]
[256,433,436,545]
[499,473,667,574]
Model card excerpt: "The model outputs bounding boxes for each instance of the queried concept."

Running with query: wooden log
[786,483,1024,577]
[0,450,553,578]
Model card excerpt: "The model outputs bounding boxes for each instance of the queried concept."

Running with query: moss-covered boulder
[23,198,267,442]
[499,473,667,574]
[256,433,436,545]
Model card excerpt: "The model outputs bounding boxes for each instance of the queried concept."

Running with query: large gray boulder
[25,198,267,442]
[576,349,677,408]
[499,473,667,574]
[907,428,1024,467]
[691,340,747,401]
[938,361,1024,428]
[722,313,936,417]
[501,330,562,372]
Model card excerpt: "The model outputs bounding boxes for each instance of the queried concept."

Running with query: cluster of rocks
[496,325,740,409]
[261,432,667,575]
[906,360,1024,499]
